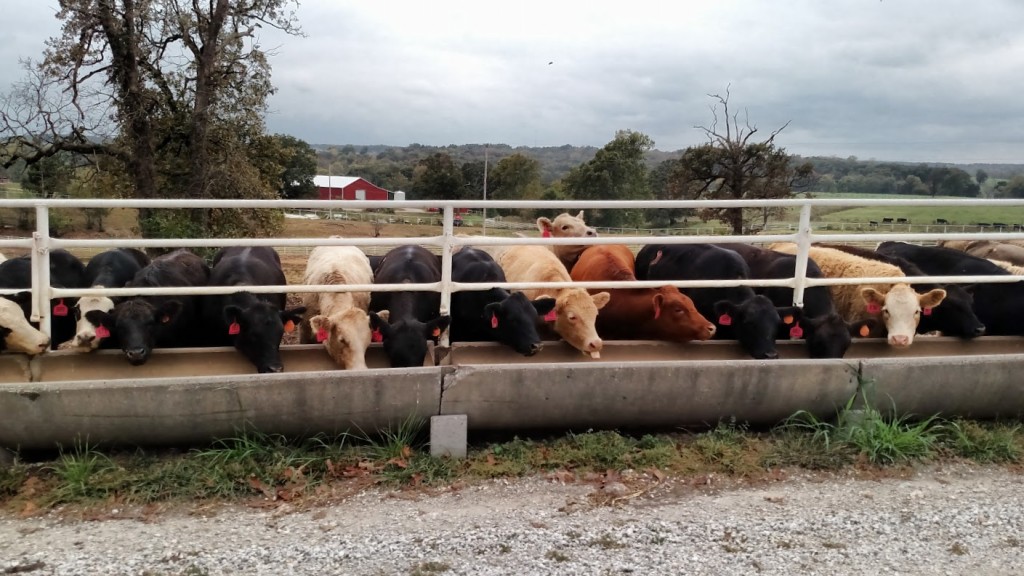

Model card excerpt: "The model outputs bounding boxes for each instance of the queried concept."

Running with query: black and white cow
[85,249,209,365]
[203,246,305,373]
[450,247,555,355]
[368,245,450,367]
[635,244,799,359]
[72,248,151,349]
[0,296,50,355]
[0,249,86,349]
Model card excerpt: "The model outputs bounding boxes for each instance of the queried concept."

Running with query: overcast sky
[4,1,1024,163]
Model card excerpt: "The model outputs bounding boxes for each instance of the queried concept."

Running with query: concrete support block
[430,414,467,458]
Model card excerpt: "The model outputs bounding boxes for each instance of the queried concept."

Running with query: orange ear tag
[718,313,732,326]
[866,302,881,314]
[228,321,240,335]
[782,314,794,325]
[316,327,328,342]
[283,319,295,333]
[431,327,441,338]
[859,324,871,337]
[53,299,68,317]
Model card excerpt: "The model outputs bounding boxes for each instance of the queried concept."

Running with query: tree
[646,159,693,227]
[21,152,74,199]
[673,89,813,234]
[1,0,301,239]
[561,130,654,228]
[250,134,318,200]
[976,169,989,187]
[412,153,465,201]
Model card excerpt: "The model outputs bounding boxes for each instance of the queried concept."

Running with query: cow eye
[561,225,569,231]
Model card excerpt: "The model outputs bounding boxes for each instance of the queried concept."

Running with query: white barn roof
[313,175,361,188]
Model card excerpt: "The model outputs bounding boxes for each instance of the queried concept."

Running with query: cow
[770,244,946,348]
[959,241,1024,267]
[71,248,151,350]
[935,218,950,225]
[491,245,609,357]
[84,249,209,365]
[988,259,1024,275]
[203,247,306,373]
[716,243,876,358]
[300,242,376,370]
[368,245,451,368]
[570,245,716,343]
[0,249,86,349]
[536,211,597,270]
[877,241,1024,336]
[450,247,555,355]
[815,243,985,339]
[896,218,909,224]
[881,217,894,224]
[0,296,50,355]
[634,244,800,360]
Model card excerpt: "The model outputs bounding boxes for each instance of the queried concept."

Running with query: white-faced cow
[0,249,86,349]
[204,247,305,373]
[369,245,451,368]
[536,211,597,270]
[450,247,555,356]
[300,242,376,370]
[72,248,151,350]
[0,296,50,355]
[85,249,209,365]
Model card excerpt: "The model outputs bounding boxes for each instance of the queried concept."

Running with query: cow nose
[125,347,148,364]
[889,334,910,347]
[585,338,603,352]
[974,325,986,337]
[585,229,596,236]
[706,324,717,337]
[528,342,543,356]
[77,333,94,345]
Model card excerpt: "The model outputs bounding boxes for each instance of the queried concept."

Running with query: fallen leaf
[647,468,666,482]
[248,476,277,500]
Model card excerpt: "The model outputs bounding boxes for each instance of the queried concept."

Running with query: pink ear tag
[866,302,881,314]
[718,313,733,326]
[543,309,557,322]
[95,325,110,339]
[371,328,383,343]
[228,321,240,335]
[491,314,499,329]
[922,307,932,316]
[789,323,804,339]
[53,299,68,317]
[653,306,661,320]
[542,230,552,238]
[316,327,328,342]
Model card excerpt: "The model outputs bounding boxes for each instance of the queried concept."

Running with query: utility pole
[482,144,489,236]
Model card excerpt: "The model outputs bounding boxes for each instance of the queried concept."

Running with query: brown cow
[537,211,596,270]
[492,245,609,357]
[571,245,715,342]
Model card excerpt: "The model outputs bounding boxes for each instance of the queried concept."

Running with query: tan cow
[300,242,378,369]
[537,211,597,270]
[491,245,609,357]
[0,296,50,355]
[770,244,946,348]
[988,259,1024,275]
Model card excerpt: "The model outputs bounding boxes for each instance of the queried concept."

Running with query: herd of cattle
[1,211,1023,374]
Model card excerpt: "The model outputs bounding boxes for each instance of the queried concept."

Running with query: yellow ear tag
[431,327,441,338]
[284,319,295,334]
[783,315,794,325]
[859,325,871,337]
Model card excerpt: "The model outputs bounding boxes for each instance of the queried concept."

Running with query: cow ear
[281,307,306,325]
[918,288,946,310]
[713,300,739,318]
[861,287,886,307]
[368,311,392,338]
[590,291,611,310]
[575,210,585,220]
[10,291,32,307]
[536,217,553,234]
[222,304,244,326]
[84,309,115,330]
[483,302,502,321]
[308,315,327,333]
[531,297,556,316]
[959,283,975,296]
[424,316,451,342]
[157,300,183,324]
[777,306,802,325]
[652,293,664,318]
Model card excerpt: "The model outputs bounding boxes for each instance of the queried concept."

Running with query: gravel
[1,464,1022,576]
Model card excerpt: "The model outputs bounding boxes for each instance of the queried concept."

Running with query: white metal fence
[3,197,1024,344]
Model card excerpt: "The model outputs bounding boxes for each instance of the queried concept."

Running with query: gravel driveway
[2,464,1021,575]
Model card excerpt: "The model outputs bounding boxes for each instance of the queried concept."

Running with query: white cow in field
[0,295,50,355]
[300,241,379,369]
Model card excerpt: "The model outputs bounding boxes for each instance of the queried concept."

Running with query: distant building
[313,175,390,201]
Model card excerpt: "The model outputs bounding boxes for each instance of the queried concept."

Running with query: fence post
[791,204,813,308]
[439,206,454,348]
[31,204,52,340]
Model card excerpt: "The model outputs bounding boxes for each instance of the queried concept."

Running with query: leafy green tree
[976,169,989,186]
[250,134,318,200]
[939,168,980,198]
[561,130,653,228]
[996,175,1024,199]
[674,89,813,234]
[646,159,693,227]
[412,153,465,201]
[21,152,73,198]
[461,160,487,201]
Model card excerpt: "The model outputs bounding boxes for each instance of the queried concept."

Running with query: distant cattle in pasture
[869,221,879,227]
[935,218,950,225]
[896,218,909,224]
[881,217,894,224]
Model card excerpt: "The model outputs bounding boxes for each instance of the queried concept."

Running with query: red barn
[314,175,390,201]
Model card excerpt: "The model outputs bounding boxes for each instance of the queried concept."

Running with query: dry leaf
[647,468,666,482]
[248,476,277,500]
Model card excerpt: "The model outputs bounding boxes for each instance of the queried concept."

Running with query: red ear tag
[228,321,240,335]
[859,324,871,338]
[543,309,557,322]
[371,328,383,343]
[922,307,932,316]
[789,323,804,339]
[53,300,68,317]
[542,230,552,238]
[95,325,110,339]
[316,327,328,342]
[283,319,295,333]
[491,314,499,329]
[432,327,441,338]
[866,302,881,314]
[718,313,733,326]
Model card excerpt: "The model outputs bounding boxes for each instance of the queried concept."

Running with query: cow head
[0,295,49,355]
[88,298,183,365]
[309,308,374,370]
[483,294,556,356]
[861,285,946,348]
[714,296,798,360]
[650,286,716,342]
[72,295,116,350]
[546,288,609,357]
[369,311,450,368]
[223,303,305,373]
[916,284,985,339]
[797,313,878,359]
[537,211,597,268]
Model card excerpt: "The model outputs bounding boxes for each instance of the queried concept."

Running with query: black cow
[877,241,1022,336]
[86,249,210,365]
[368,245,451,367]
[203,247,305,373]
[450,248,555,355]
[716,244,876,359]
[817,243,985,339]
[0,249,86,349]
[72,248,152,349]
[635,244,799,359]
